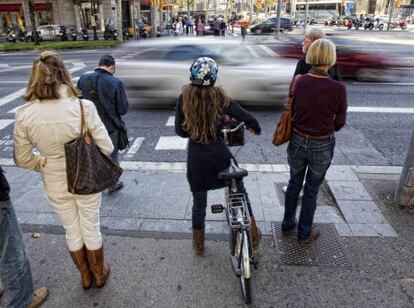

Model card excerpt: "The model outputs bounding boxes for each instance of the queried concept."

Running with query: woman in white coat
[13,51,113,289]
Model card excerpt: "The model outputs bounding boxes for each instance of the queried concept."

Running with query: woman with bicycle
[175,57,262,256]
[282,39,347,243]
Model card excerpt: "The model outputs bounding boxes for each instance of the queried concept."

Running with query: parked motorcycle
[81,28,89,40]
[389,17,408,30]
[6,28,18,43]
[364,17,384,31]
[70,28,77,41]
[122,28,133,40]
[104,26,118,40]
[343,17,353,29]
[353,17,364,30]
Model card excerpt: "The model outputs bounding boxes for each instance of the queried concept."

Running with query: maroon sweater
[292,75,347,136]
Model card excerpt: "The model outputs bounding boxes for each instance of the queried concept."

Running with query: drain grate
[274,182,336,207]
[271,222,352,268]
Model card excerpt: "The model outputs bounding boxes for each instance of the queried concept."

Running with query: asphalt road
[0,32,413,167]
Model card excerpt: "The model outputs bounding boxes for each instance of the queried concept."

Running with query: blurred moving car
[115,37,296,107]
[270,40,407,81]
[250,17,292,34]
[26,24,68,41]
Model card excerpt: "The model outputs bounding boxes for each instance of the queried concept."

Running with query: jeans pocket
[312,147,333,166]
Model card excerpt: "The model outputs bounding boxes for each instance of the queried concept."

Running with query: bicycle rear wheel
[239,230,252,304]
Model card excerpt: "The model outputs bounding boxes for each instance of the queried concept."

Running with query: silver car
[115,37,295,107]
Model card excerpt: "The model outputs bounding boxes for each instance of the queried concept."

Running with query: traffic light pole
[387,0,395,30]
[275,0,281,39]
[28,0,39,45]
[395,129,414,208]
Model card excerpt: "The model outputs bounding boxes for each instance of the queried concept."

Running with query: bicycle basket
[223,118,245,147]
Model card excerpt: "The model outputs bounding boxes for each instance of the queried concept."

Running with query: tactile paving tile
[271,222,352,268]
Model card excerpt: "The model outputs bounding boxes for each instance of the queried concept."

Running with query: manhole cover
[274,182,336,207]
[271,222,352,268]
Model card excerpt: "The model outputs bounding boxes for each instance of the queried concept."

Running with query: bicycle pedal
[211,204,225,214]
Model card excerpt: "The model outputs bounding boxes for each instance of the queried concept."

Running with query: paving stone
[336,200,387,224]
[328,181,372,201]
[101,216,143,231]
[13,184,51,213]
[256,173,283,209]
[314,207,345,224]
[325,165,359,182]
[140,219,192,233]
[348,223,398,237]
[352,166,402,175]
[334,223,354,237]
[17,212,60,225]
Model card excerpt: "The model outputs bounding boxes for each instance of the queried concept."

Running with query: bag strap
[288,74,302,99]
[79,99,86,135]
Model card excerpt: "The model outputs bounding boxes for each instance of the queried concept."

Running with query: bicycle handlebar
[222,122,245,134]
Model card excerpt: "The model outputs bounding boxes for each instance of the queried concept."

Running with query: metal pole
[387,0,395,30]
[275,0,281,39]
[395,129,414,207]
[28,0,39,45]
[303,0,309,31]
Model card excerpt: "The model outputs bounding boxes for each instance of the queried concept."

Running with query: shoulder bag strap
[79,99,86,135]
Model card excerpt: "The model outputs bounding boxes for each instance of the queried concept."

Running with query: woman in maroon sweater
[282,39,348,243]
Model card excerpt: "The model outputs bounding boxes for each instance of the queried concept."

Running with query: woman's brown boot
[250,217,262,250]
[69,246,93,289]
[192,228,205,256]
[86,246,110,288]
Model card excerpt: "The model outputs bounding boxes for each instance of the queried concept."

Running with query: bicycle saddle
[218,159,248,180]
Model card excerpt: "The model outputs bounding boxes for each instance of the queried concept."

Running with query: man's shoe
[108,181,123,195]
[298,226,320,244]
[0,281,4,297]
[26,287,48,308]
[281,219,297,233]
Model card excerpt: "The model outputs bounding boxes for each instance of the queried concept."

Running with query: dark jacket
[0,166,10,201]
[77,68,129,133]
[175,95,261,192]
[294,57,341,81]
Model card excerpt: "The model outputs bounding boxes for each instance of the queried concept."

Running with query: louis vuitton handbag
[272,75,301,146]
[65,100,123,195]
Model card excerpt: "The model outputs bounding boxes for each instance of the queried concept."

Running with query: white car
[115,37,296,107]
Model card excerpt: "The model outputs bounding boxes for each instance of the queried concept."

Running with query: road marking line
[166,116,175,126]
[244,45,259,58]
[155,136,188,150]
[0,119,14,130]
[124,137,145,158]
[0,65,32,73]
[0,88,26,108]
[258,45,279,57]
[68,62,86,74]
[348,106,414,114]
[352,82,414,86]
[0,64,9,68]
[0,81,27,84]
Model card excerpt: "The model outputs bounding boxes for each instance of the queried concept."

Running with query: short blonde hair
[24,51,78,101]
[305,39,336,67]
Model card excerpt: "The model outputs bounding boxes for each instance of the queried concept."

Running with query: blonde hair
[182,84,230,143]
[306,39,336,67]
[24,51,78,101]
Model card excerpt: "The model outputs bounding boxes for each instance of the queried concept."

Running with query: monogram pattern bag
[272,75,301,146]
[65,100,123,195]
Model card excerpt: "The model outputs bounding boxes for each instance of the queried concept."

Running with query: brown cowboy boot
[86,246,110,288]
[69,246,93,289]
[250,216,262,250]
[26,287,48,308]
[192,228,205,256]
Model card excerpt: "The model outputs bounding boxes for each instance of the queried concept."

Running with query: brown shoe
[250,216,262,250]
[299,226,320,244]
[69,246,93,289]
[192,228,205,256]
[86,246,110,288]
[26,287,48,308]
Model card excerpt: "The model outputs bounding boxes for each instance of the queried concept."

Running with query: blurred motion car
[269,40,405,81]
[249,17,292,34]
[26,24,68,41]
[115,37,296,107]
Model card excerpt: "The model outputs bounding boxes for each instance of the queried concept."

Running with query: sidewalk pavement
[1,162,414,307]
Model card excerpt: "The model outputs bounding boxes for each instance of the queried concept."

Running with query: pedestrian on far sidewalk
[282,39,347,243]
[294,27,341,81]
[175,57,262,256]
[13,51,113,290]
[0,166,49,307]
[78,55,129,195]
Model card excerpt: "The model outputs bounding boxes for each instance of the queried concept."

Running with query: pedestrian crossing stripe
[155,136,188,150]
[0,119,14,130]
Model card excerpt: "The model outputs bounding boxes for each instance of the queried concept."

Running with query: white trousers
[41,161,102,251]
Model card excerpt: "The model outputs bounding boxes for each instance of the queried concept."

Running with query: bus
[294,0,357,22]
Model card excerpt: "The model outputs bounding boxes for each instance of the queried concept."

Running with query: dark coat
[175,95,261,192]
[77,68,129,133]
[294,57,341,81]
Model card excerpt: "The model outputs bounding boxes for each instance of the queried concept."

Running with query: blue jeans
[0,200,34,307]
[109,130,120,187]
[283,133,335,240]
[192,181,253,230]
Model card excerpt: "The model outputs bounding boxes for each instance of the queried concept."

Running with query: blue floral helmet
[189,57,218,87]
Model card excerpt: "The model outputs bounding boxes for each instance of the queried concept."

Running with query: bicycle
[211,121,258,305]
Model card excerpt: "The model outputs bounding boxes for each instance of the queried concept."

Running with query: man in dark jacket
[294,27,341,81]
[78,55,129,194]
[0,167,48,307]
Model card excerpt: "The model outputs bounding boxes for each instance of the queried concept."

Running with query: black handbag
[64,100,123,195]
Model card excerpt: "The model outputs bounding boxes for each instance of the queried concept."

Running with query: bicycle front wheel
[240,230,252,304]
